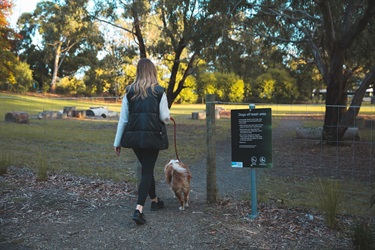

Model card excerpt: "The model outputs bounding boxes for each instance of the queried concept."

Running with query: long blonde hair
[128,58,159,100]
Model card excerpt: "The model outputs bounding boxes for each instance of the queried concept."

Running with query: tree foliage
[18,0,104,92]
[55,76,86,95]
[0,0,22,89]
[6,61,34,93]
[197,71,245,103]
[254,68,299,103]
[91,0,238,107]
[249,0,375,142]
[11,0,375,138]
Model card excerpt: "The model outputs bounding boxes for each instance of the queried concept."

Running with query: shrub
[352,220,374,250]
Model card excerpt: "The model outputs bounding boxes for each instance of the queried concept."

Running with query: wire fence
[1,94,374,216]
[206,98,374,216]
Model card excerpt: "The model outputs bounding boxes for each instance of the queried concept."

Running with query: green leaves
[254,68,299,103]
[18,0,104,92]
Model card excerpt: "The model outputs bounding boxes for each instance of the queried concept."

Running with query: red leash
[170,117,180,161]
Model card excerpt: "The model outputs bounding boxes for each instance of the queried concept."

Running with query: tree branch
[89,15,135,35]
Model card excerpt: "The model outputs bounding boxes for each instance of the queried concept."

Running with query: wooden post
[206,94,217,203]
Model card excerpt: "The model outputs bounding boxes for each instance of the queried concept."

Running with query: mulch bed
[1,166,373,249]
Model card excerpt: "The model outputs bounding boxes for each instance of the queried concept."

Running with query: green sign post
[231,106,272,218]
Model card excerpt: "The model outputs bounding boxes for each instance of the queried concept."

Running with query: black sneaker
[150,198,164,211]
[132,209,146,225]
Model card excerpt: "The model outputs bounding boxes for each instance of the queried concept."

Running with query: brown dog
[164,159,192,210]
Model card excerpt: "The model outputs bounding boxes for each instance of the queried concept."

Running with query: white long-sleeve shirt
[113,92,170,147]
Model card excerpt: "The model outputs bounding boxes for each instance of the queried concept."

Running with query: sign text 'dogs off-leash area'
[231,108,272,169]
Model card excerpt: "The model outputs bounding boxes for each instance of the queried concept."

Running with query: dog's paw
[179,206,185,211]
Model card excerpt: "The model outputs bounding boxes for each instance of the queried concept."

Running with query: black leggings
[133,148,160,206]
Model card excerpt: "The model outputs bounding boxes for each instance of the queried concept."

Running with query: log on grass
[192,111,206,120]
[192,110,220,120]
[296,127,360,140]
[5,112,29,123]
[38,111,63,119]
[72,110,86,118]
[63,106,76,116]
[218,109,231,118]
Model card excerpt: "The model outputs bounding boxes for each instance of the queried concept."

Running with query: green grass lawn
[0,93,212,181]
[1,92,374,216]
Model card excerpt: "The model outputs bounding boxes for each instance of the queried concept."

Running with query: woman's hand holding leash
[114,146,121,156]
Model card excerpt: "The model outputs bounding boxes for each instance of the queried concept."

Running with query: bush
[56,77,86,96]
[352,220,375,250]
[6,61,34,93]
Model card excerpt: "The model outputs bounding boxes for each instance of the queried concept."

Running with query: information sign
[231,108,272,168]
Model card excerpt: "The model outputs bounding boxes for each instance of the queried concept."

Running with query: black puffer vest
[121,85,168,149]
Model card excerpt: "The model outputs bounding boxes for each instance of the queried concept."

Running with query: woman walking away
[113,58,170,225]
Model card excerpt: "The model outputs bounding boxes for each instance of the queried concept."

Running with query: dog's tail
[171,161,187,173]
[171,161,192,180]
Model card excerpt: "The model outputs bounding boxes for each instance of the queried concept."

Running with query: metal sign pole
[249,103,258,219]
[250,168,258,218]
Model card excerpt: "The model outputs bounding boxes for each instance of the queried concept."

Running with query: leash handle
[170,117,180,161]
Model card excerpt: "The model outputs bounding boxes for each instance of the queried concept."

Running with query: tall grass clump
[351,220,375,250]
[0,154,11,175]
[313,178,343,228]
[36,152,49,181]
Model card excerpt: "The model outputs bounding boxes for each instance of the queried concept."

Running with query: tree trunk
[322,43,348,144]
[166,39,185,108]
[51,42,62,93]
[322,85,347,143]
[134,18,146,58]
[323,67,375,144]
[132,8,147,58]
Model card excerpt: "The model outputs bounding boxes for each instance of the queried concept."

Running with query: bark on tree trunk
[132,9,146,58]
[166,40,185,108]
[322,87,347,144]
[323,67,375,144]
[51,42,62,93]
[322,45,348,144]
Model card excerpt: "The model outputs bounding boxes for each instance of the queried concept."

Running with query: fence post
[206,94,217,203]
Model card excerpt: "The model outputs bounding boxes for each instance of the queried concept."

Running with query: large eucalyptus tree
[249,0,375,142]
[18,0,104,92]
[91,0,239,107]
